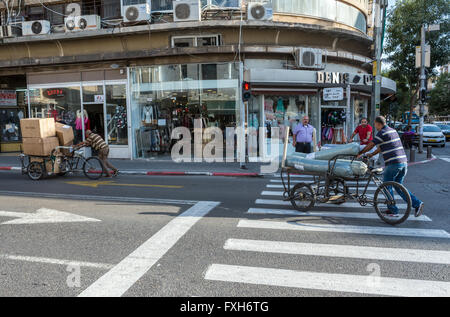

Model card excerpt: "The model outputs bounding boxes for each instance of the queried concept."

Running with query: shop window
[129,62,240,159]
[29,87,82,144]
[106,85,128,145]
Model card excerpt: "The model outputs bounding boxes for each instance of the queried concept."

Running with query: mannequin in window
[143,104,154,124]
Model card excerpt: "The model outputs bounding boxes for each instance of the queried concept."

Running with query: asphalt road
[0,145,449,297]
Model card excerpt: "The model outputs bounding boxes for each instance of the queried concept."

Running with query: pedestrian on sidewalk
[357,116,424,218]
[76,130,118,177]
[293,116,315,154]
[349,117,379,163]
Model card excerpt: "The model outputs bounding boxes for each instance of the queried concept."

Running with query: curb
[408,155,437,167]
[0,166,263,178]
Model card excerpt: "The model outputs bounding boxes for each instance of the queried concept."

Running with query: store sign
[94,95,105,103]
[45,89,64,98]
[0,90,17,106]
[317,72,373,86]
[323,87,344,101]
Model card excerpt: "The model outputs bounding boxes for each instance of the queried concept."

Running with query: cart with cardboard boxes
[19,118,104,180]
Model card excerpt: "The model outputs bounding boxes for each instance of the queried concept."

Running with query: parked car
[436,124,450,141]
[413,124,446,147]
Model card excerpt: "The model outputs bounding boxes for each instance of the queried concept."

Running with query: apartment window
[26,6,45,21]
[45,4,65,25]
[102,0,121,19]
[171,35,221,48]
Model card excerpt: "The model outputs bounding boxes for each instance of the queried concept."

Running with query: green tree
[429,72,450,115]
[384,0,449,123]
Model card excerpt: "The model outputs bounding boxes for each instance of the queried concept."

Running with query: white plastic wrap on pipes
[305,143,360,161]
[286,157,368,178]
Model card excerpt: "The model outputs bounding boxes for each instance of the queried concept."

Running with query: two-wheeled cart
[19,146,105,181]
[280,132,412,226]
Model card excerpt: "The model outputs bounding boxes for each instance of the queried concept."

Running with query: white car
[414,124,446,147]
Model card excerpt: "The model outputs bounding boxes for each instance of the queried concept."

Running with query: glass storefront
[28,82,130,156]
[0,90,27,151]
[129,62,240,159]
[29,86,82,142]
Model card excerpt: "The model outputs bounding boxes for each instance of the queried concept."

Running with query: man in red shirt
[349,118,373,145]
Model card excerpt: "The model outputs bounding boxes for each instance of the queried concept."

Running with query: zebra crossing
[204,174,450,297]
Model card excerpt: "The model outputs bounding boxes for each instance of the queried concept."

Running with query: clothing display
[0,109,22,143]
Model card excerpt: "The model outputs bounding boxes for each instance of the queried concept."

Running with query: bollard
[427,146,432,159]
[410,147,416,163]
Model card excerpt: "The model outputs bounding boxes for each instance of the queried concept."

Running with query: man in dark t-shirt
[358,116,424,217]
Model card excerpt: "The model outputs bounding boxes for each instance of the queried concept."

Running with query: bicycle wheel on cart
[83,157,104,180]
[27,161,44,181]
[374,181,412,225]
[290,183,315,212]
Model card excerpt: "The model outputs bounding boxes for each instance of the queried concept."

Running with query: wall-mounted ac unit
[64,15,101,32]
[122,0,151,23]
[173,0,201,22]
[296,48,324,69]
[248,2,273,21]
[0,25,12,38]
[22,20,51,36]
[0,24,22,38]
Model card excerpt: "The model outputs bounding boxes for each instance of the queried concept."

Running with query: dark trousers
[295,142,312,154]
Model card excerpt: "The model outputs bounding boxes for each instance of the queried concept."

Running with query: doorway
[83,103,105,140]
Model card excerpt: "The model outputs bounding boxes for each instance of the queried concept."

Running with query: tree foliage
[429,72,450,115]
[384,0,449,120]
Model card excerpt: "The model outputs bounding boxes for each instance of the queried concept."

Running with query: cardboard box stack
[20,118,75,157]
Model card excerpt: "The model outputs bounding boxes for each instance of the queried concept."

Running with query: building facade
[0,0,396,159]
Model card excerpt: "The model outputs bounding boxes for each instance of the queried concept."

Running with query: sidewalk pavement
[0,153,267,177]
[0,147,437,178]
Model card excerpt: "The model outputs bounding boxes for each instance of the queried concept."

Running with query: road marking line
[78,201,220,297]
[439,157,450,163]
[272,174,313,178]
[237,220,450,239]
[247,208,432,222]
[255,199,409,209]
[0,254,114,269]
[65,180,183,189]
[0,208,101,225]
[204,264,450,297]
[0,191,198,205]
[224,239,450,264]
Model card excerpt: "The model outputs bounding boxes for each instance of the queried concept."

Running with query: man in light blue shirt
[293,116,315,153]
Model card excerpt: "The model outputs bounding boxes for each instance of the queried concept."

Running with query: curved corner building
[0,0,395,158]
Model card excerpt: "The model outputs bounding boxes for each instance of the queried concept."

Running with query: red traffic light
[243,82,250,91]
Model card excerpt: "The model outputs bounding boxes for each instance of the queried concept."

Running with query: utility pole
[419,25,426,153]
[370,0,386,123]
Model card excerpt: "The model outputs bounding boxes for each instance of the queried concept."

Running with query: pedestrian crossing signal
[242,81,251,102]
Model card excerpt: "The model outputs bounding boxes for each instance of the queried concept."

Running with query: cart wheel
[290,183,315,212]
[83,157,104,180]
[374,181,412,226]
[27,161,44,181]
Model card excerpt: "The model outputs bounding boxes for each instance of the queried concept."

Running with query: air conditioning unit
[64,15,101,32]
[173,0,201,22]
[247,2,273,21]
[0,24,22,38]
[122,0,151,23]
[296,48,324,69]
[22,20,51,36]
[0,25,12,38]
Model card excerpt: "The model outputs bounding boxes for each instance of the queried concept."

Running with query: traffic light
[242,81,251,102]
[419,87,428,103]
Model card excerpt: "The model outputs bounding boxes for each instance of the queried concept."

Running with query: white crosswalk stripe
[238,219,450,239]
[224,239,450,265]
[203,175,448,296]
[247,208,432,222]
[204,264,450,297]
[255,199,409,209]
